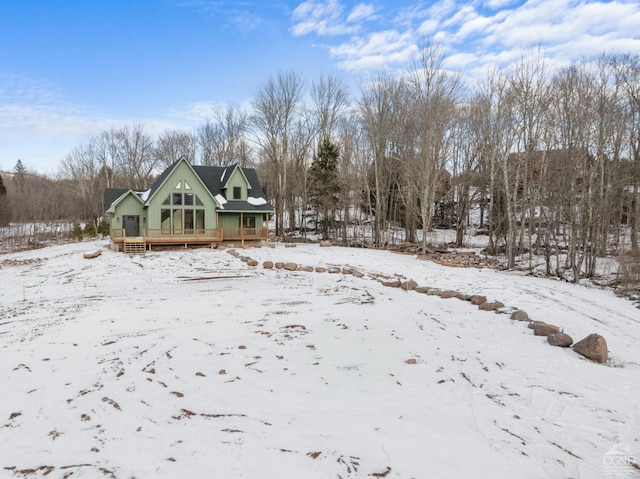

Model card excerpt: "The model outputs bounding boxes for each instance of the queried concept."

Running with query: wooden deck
[110,227,269,252]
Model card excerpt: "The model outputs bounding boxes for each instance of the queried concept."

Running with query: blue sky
[1,0,639,174]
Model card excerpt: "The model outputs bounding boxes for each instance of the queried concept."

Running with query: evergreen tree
[308,136,341,240]
[13,159,26,194]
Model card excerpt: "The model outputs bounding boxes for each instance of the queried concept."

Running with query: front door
[124,215,140,237]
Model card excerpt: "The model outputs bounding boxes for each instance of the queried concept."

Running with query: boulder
[227,250,240,257]
[470,295,487,305]
[401,279,418,291]
[247,259,259,267]
[456,293,472,301]
[547,333,573,347]
[382,278,402,288]
[415,286,431,294]
[328,267,341,274]
[426,288,442,296]
[275,262,284,269]
[573,334,608,363]
[439,290,459,299]
[315,267,327,273]
[352,270,365,278]
[285,243,297,248]
[510,310,529,321]
[263,261,274,269]
[532,321,560,336]
[342,267,353,275]
[319,241,332,247]
[239,256,249,262]
[283,262,298,271]
[478,301,505,311]
[303,266,314,272]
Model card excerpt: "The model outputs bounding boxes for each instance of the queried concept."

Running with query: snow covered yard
[1,241,639,478]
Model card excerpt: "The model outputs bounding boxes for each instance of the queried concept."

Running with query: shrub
[72,223,83,242]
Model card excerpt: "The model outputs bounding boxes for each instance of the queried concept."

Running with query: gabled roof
[104,189,145,213]
[104,158,273,213]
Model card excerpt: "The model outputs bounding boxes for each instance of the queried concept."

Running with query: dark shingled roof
[103,188,130,212]
[104,160,273,213]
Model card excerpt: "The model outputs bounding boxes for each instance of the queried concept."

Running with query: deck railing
[109,227,269,246]
[219,227,268,240]
[144,228,220,241]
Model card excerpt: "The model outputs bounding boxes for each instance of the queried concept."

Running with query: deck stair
[124,237,146,254]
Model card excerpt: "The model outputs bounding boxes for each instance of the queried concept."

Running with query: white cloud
[291,0,377,37]
[346,3,375,23]
[329,30,418,70]
[291,0,356,36]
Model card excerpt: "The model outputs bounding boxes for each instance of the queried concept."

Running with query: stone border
[225,248,609,364]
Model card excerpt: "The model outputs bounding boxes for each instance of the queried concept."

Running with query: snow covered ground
[1,241,639,478]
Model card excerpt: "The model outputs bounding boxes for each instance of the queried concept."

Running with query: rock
[510,310,529,321]
[227,249,239,257]
[315,267,327,273]
[406,358,417,365]
[352,270,364,278]
[285,243,297,248]
[267,243,276,249]
[342,267,353,275]
[247,259,258,267]
[573,334,608,363]
[533,321,560,336]
[426,288,442,296]
[303,266,314,272]
[319,241,332,247]
[456,293,472,301]
[470,295,487,305]
[328,267,341,274]
[382,278,402,288]
[263,261,274,269]
[401,279,418,291]
[239,256,249,262]
[478,301,505,311]
[283,262,298,271]
[547,333,573,347]
[218,369,226,375]
[415,286,430,294]
[439,290,459,299]
[275,262,284,269]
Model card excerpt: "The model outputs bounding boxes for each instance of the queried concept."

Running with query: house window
[184,193,194,206]
[233,186,242,200]
[196,210,205,229]
[244,216,256,229]
[184,210,194,230]
[172,193,182,205]
[161,209,171,229]
[172,209,182,229]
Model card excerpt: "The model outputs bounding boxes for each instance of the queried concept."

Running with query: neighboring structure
[104,158,273,252]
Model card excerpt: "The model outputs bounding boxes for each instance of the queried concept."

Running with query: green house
[104,158,274,252]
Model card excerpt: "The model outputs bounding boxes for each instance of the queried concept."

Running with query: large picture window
[160,184,205,231]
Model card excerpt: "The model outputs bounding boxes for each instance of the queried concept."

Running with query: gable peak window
[233,186,242,200]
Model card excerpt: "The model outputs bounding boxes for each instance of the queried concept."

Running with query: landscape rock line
[225,244,609,364]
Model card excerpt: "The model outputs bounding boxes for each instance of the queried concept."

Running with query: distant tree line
[2,47,639,284]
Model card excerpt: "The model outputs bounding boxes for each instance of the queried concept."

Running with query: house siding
[146,161,219,230]
[109,194,144,231]
[224,168,250,201]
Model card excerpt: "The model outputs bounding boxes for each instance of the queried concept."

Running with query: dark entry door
[123,215,140,237]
